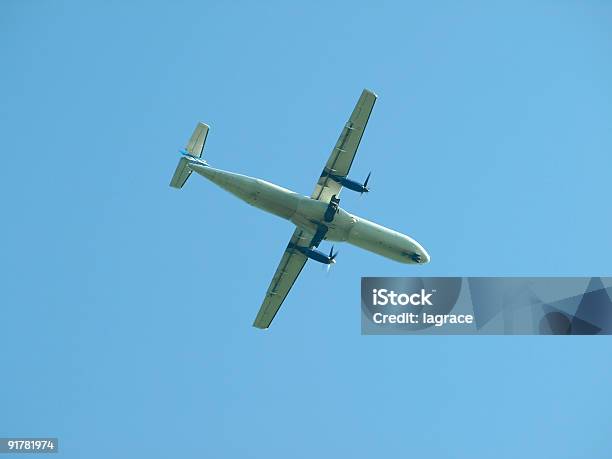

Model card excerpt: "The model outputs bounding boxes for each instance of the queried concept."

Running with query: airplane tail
[170,122,209,189]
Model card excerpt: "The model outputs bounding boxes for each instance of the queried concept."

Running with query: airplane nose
[401,242,431,264]
[413,246,431,264]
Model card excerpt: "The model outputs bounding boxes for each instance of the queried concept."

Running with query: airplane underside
[189,162,429,264]
[170,89,430,328]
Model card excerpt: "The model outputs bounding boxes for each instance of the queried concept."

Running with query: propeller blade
[364,171,371,189]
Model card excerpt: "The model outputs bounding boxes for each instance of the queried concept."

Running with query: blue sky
[1,1,611,457]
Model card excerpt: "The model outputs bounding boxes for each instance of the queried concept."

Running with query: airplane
[169,89,430,329]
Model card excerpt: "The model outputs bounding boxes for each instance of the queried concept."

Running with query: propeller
[364,171,371,189]
[329,245,338,263]
[361,172,372,195]
[326,245,339,273]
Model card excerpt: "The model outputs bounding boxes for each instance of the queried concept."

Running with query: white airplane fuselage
[190,163,430,264]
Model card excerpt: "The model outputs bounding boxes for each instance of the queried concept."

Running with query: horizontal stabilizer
[186,122,209,158]
[169,157,192,189]
[170,122,210,189]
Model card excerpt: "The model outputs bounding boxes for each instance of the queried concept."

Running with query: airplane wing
[253,228,313,329]
[253,89,377,328]
[311,89,377,203]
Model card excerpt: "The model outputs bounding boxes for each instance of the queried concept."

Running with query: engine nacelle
[290,244,338,265]
[326,172,371,194]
